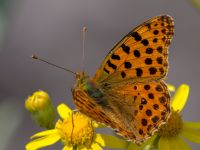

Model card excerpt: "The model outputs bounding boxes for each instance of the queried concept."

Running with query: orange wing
[104,80,170,143]
[93,15,174,84]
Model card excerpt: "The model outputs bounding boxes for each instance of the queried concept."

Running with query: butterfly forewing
[94,15,174,83]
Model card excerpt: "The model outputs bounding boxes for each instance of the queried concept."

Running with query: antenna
[82,26,87,71]
[31,55,76,75]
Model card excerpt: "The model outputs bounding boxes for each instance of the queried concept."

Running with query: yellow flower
[153,84,200,150]
[25,90,56,129]
[26,103,128,150]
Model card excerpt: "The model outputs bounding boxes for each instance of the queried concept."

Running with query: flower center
[159,110,183,137]
[56,112,94,147]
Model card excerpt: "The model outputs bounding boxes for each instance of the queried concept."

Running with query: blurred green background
[0,0,200,149]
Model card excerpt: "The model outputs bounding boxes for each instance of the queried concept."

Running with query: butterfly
[72,15,174,144]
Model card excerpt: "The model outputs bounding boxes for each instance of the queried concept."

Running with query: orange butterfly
[32,15,174,144]
[72,15,174,144]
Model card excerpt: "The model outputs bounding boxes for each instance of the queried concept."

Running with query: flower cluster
[25,84,200,150]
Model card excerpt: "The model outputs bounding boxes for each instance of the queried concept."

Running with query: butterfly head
[75,72,90,88]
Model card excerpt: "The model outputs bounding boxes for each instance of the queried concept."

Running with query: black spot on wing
[121,44,130,54]
[141,39,149,46]
[104,68,110,74]
[121,71,126,78]
[149,67,157,75]
[134,50,141,58]
[111,54,120,60]
[146,48,153,54]
[124,62,132,69]
[145,58,152,65]
[136,68,143,77]
[107,60,117,70]
[152,116,159,123]
[130,31,142,41]
[141,118,148,126]
[153,30,159,35]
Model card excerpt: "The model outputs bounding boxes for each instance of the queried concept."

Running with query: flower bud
[25,90,55,129]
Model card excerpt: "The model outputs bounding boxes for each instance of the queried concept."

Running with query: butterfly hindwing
[94,15,174,84]
[105,80,170,143]
[74,79,170,143]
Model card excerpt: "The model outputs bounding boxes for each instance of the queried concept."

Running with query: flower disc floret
[159,110,183,137]
[56,112,94,147]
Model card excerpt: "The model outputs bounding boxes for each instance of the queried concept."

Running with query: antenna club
[32,55,38,59]
[82,26,87,32]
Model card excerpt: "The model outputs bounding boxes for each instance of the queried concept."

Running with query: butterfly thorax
[73,72,107,108]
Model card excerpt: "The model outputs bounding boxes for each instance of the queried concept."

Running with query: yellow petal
[94,134,105,146]
[92,121,105,128]
[171,84,190,112]
[26,134,60,150]
[184,122,200,129]
[62,145,73,150]
[158,137,170,150]
[94,134,128,149]
[168,137,191,150]
[167,84,176,92]
[31,129,59,139]
[91,142,103,150]
[57,103,72,119]
[77,145,87,150]
[180,123,200,143]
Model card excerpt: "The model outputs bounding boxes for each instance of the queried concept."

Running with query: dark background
[0,0,200,149]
